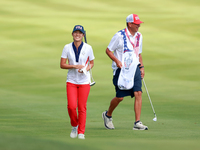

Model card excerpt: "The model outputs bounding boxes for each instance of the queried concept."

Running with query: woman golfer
[60,25,95,139]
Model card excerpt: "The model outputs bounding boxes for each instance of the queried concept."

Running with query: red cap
[126,14,143,24]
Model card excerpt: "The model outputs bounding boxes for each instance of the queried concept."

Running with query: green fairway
[0,0,200,150]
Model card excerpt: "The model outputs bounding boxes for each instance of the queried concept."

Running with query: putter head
[90,82,96,86]
[153,117,157,122]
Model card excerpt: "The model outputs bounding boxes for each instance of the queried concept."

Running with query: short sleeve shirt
[61,42,95,84]
[107,27,143,75]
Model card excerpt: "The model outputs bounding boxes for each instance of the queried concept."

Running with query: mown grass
[0,0,200,150]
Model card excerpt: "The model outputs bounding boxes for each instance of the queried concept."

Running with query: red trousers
[66,82,90,134]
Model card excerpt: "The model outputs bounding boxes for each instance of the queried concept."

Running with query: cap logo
[76,26,82,30]
[135,16,139,20]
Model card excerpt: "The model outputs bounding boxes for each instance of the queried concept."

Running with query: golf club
[142,78,157,121]
[84,31,96,86]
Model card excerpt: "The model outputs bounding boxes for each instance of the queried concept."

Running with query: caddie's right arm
[106,48,122,68]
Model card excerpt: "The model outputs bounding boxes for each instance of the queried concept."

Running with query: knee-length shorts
[113,65,142,98]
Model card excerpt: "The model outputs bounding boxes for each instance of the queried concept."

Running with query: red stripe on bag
[85,56,89,65]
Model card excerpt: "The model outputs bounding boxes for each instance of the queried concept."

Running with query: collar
[72,42,83,62]
[126,27,137,37]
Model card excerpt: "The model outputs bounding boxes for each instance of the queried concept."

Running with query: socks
[134,120,140,125]
[105,111,112,118]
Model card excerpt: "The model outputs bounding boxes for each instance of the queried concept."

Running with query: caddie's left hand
[140,68,145,79]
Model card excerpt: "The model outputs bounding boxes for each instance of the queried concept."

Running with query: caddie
[102,14,148,130]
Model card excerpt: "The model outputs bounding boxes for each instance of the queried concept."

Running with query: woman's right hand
[74,65,85,73]
[74,65,85,70]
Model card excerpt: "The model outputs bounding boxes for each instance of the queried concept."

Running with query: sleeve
[139,34,143,54]
[61,45,68,59]
[107,33,120,52]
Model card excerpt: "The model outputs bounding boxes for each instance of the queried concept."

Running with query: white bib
[117,29,140,90]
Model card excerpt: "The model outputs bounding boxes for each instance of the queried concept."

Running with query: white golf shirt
[107,27,143,75]
[61,42,95,84]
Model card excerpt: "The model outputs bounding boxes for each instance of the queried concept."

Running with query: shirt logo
[82,51,85,55]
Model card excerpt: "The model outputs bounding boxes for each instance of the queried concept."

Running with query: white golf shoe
[133,121,148,130]
[102,111,115,129]
[70,126,78,138]
[78,134,85,139]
